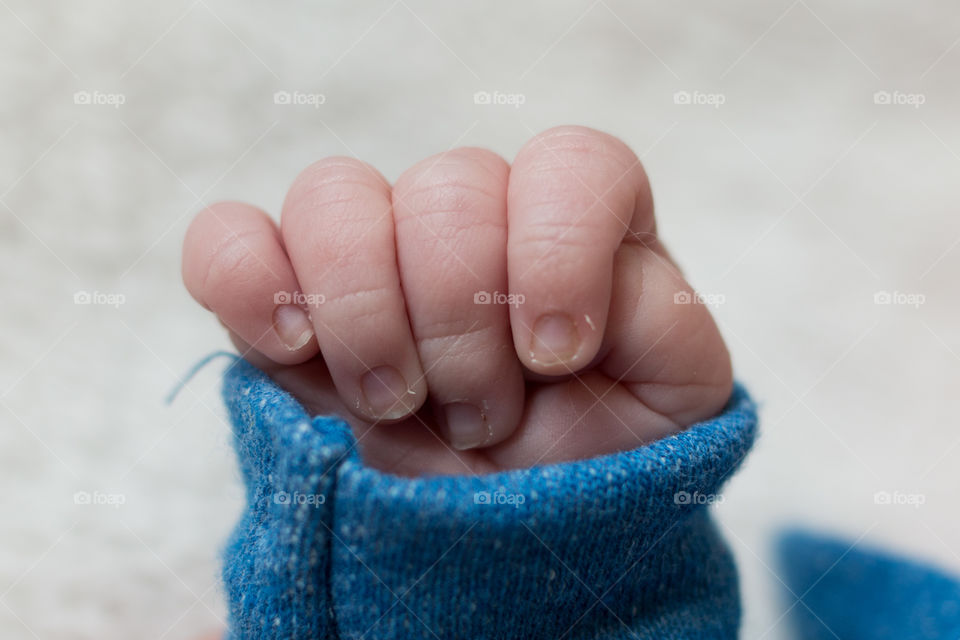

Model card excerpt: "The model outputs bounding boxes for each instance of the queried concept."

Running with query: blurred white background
[1,1,958,638]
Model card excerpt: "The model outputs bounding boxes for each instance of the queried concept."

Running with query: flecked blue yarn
[778,531,960,640]
[220,358,758,639]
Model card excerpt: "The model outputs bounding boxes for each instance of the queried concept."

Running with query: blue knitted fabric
[778,531,960,640]
[220,358,758,639]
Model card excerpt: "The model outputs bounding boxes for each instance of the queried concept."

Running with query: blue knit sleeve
[777,531,960,639]
[219,358,758,640]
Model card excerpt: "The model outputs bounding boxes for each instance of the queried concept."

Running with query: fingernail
[361,365,414,420]
[273,305,315,351]
[443,402,491,450]
[530,313,580,365]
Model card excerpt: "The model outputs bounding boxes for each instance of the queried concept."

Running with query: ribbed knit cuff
[220,358,757,640]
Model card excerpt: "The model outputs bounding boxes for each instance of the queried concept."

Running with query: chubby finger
[507,126,654,375]
[486,243,732,470]
[182,201,319,364]
[392,148,525,450]
[281,158,427,423]
[600,243,733,425]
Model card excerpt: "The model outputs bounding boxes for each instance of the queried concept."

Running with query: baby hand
[182,126,731,476]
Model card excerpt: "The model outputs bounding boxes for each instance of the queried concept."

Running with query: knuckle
[511,200,621,260]
[184,203,271,304]
[320,283,394,311]
[188,202,263,240]
[396,179,501,232]
[199,229,266,302]
[518,126,641,182]
[415,321,500,358]
[284,157,389,221]
[395,152,504,214]
[393,154,507,239]
[515,217,595,250]
[294,156,384,189]
[199,200,259,221]
[514,235,596,278]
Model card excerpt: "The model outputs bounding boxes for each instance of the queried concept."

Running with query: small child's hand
[182,126,731,476]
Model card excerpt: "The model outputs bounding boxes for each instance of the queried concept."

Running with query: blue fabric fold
[220,359,758,639]
[778,531,960,640]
